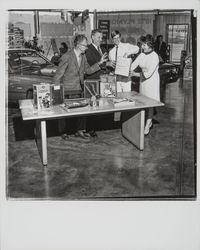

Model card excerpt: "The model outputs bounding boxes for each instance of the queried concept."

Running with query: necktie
[97,46,102,55]
[159,42,162,51]
[115,46,118,62]
[78,54,81,67]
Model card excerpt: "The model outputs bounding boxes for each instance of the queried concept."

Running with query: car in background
[131,60,179,85]
[7,48,57,105]
[158,60,179,85]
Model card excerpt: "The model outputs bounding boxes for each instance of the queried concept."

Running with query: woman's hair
[140,34,154,49]
[111,30,121,39]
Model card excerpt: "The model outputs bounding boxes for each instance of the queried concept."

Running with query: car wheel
[26,90,33,99]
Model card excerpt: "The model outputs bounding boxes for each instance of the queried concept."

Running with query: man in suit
[85,29,109,79]
[85,29,114,136]
[154,35,168,62]
[53,34,107,139]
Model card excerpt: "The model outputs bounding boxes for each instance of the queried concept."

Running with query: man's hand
[106,60,116,68]
[98,52,108,65]
[129,70,140,78]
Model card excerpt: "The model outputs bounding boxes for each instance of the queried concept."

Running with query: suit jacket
[85,44,107,80]
[53,49,100,93]
[154,41,167,61]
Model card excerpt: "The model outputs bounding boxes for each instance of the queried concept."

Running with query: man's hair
[140,34,154,49]
[73,34,87,47]
[111,30,121,39]
[91,29,103,37]
[61,42,68,49]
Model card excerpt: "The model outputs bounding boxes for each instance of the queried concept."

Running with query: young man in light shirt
[109,30,139,92]
[109,30,139,122]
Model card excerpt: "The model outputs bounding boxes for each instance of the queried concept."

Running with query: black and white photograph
[1,0,200,249]
[6,7,196,200]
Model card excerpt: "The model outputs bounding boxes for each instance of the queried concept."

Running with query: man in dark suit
[85,29,108,79]
[154,35,168,62]
[53,34,107,139]
[85,29,114,136]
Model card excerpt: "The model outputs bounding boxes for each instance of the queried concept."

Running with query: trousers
[58,92,86,134]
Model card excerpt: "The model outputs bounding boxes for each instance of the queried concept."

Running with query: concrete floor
[6,78,195,200]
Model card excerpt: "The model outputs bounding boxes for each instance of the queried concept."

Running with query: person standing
[59,42,68,56]
[154,35,168,62]
[85,29,108,79]
[109,30,139,123]
[130,34,160,136]
[109,30,139,92]
[51,52,61,66]
[53,34,107,139]
[85,29,113,136]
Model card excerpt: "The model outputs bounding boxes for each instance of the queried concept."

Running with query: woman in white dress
[130,34,160,135]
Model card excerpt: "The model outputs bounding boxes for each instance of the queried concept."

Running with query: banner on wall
[40,16,92,59]
[97,13,155,45]
[72,16,92,42]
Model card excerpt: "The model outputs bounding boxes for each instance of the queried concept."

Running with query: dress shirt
[74,48,81,67]
[109,42,139,61]
[92,43,102,55]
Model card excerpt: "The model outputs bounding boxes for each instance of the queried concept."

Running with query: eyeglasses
[78,43,88,48]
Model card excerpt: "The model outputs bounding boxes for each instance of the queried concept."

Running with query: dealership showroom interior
[6,8,196,200]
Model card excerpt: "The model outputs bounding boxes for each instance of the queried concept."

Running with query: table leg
[35,120,48,166]
[121,110,145,150]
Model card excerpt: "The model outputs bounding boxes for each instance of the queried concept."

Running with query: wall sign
[97,14,154,44]
[98,20,110,42]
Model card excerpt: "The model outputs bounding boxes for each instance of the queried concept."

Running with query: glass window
[167,24,189,62]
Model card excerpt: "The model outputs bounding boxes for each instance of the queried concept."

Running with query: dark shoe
[89,131,98,138]
[83,131,91,138]
[61,133,69,140]
[152,119,160,125]
[75,131,90,139]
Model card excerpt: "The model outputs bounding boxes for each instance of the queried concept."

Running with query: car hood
[39,65,57,76]
[159,62,176,69]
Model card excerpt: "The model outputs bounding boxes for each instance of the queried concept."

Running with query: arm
[84,55,101,75]
[107,48,117,69]
[108,48,115,61]
[85,47,97,66]
[84,53,107,75]
[142,54,159,79]
[53,54,69,84]
[129,54,142,78]
[130,53,141,71]
[124,44,139,57]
